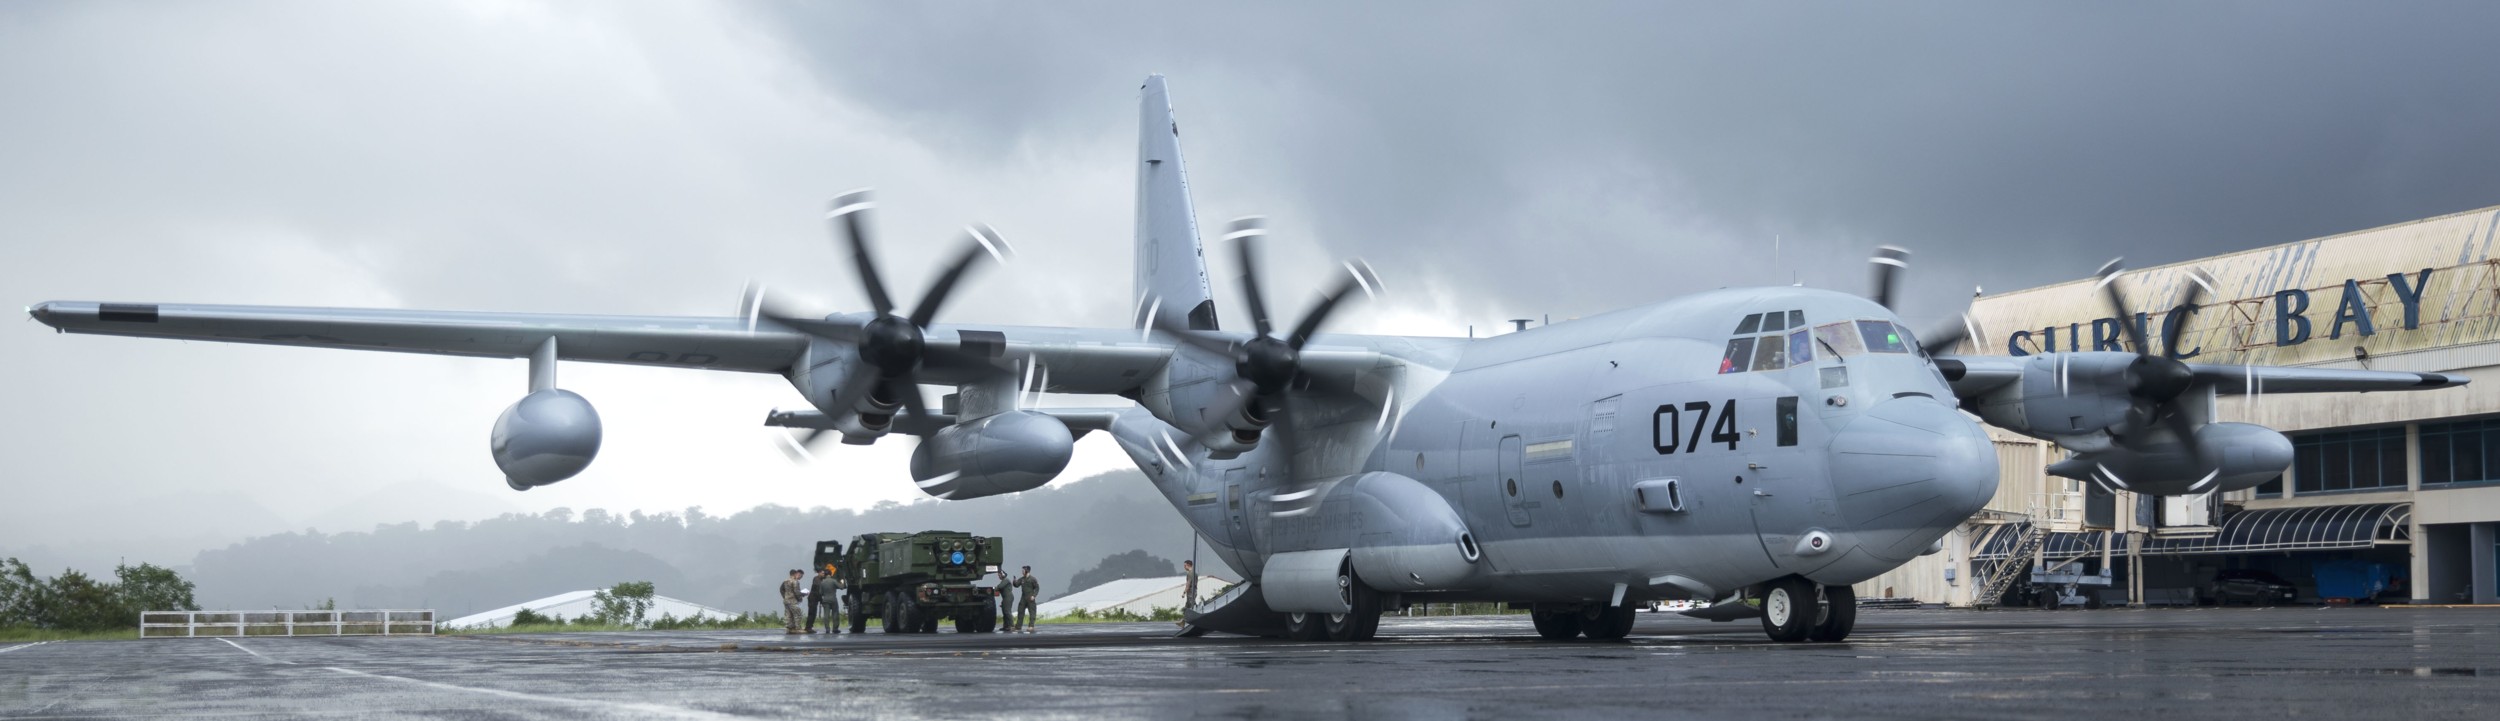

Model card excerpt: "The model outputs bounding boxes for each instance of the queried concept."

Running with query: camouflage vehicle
[815,531,1004,634]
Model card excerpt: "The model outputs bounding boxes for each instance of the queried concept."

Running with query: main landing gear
[1759,576,1855,643]
[1528,603,1637,641]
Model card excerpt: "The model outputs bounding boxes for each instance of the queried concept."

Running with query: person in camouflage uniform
[998,570,1018,632]
[778,569,804,634]
[1014,566,1041,633]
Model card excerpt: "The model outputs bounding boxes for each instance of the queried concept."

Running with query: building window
[2254,474,2283,496]
[2289,427,2408,495]
[2420,418,2500,488]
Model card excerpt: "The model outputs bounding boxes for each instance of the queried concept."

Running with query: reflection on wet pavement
[1,608,2495,719]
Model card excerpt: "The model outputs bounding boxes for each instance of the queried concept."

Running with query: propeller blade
[828,189,897,317]
[908,225,1011,328]
[2093,258,2151,355]
[2161,404,2208,469]
[756,298,865,344]
[1151,313,1238,355]
[1227,217,1274,337]
[1867,246,1909,309]
[776,427,832,464]
[884,376,929,420]
[1285,260,1379,350]
[1920,312,1983,356]
[2158,267,2216,357]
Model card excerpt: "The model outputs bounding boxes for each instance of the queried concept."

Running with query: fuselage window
[1734,313,1763,334]
[1760,311,1788,333]
[1719,336,1757,373]
[1857,319,1908,353]
[1813,322,1864,357]
[1787,329,1814,365]
[1750,335,1786,371]
[1776,396,1799,446]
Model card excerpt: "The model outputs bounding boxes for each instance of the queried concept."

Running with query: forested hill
[187,470,1229,618]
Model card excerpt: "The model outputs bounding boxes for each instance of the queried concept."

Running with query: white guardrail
[140,610,435,638]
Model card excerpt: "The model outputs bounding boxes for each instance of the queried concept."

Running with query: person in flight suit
[779,569,804,634]
[804,566,840,634]
[1014,566,1041,633]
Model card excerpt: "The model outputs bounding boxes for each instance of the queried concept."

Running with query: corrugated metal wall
[1953,205,2500,367]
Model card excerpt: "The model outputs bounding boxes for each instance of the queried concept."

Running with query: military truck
[815,531,1004,634]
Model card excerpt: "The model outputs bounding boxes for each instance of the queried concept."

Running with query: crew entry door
[1501,435,1530,527]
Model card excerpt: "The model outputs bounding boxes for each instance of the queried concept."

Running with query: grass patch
[0,628,141,642]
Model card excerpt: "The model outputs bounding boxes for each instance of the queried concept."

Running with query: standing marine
[779,569,805,634]
[1014,566,1041,633]
[995,570,1018,632]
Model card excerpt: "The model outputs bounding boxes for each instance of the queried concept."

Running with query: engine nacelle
[908,410,1073,500]
[491,389,602,490]
[2048,422,2290,496]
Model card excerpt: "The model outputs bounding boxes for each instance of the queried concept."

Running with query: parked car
[2203,569,2299,606]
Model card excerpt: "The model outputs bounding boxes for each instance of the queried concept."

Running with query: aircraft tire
[1324,578,1385,641]
[1807,585,1855,642]
[1759,577,1819,643]
[1580,605,1636,640]
[1530,609,1581,640]
[1284,612,1328,641]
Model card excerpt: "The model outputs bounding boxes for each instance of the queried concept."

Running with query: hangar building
[1855,204,2500,607]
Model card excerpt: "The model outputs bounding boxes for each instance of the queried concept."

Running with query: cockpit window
[1787,328,1814,365]
[1893,322,1924,356]
[1760,311,1788,333]
[1719,336,1756,374]
[1813,322,1864,357]
[1750,334,1787,371]
[1858,319,1908,353]
[1787,310,1805,329]
[1734,313,1762,334]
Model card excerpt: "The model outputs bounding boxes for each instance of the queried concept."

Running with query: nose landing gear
[1760,576,1856,643]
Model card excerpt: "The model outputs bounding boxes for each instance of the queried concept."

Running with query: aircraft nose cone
[27,301,61,326]
[1827,397,1999,562]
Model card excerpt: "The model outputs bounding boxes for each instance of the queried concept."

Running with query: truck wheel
[883,594,904,634]
[922,611,940,634]
[982,606,999,633]
[849,597,867,634]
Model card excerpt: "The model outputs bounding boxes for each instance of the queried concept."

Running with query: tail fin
[1134,75,1220,332]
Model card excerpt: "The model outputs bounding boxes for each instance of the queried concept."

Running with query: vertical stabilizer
[1135,75,1220,332]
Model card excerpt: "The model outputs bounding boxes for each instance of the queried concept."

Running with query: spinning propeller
[2092,259,2218,462]
[752,189,1012,455]
[1155,218,1380,446]
[1154,218,1383,515]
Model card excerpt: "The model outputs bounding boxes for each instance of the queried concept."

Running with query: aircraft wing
[1934,354,2469,398]
[27,301,806,373]
[2189,363,2469,394]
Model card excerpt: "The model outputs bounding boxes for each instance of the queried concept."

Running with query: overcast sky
[7,1,2500,552]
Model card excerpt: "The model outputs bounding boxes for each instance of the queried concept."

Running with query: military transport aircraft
[27,76,2468,643]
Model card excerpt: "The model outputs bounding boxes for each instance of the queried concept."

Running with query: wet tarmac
[3,606,2497,719]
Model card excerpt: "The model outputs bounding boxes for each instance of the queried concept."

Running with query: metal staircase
[1972,524,2044,609]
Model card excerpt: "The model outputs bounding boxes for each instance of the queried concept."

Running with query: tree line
[0,558,198,631]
